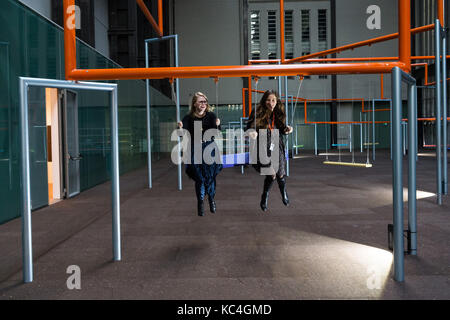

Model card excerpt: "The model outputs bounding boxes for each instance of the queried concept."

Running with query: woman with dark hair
[177,92,223,216]
[246,90,293,212]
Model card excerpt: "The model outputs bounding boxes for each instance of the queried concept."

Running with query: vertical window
[318,9,328,79]
[267,10,277,59]
[285,10,294,60]
[250,11,260,60]
[301,10,311,79]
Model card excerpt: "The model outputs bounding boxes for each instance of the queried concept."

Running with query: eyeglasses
[197,100,208,104]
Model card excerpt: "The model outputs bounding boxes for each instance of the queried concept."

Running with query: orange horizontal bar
[285,24,434,64]
[67,62,404,81]
[426,78,450,86]
[136,0,163,37]
[362,108,391,113]
[309,121,389,124]
[403,117,450,121]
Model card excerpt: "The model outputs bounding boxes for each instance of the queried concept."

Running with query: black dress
[181,111,223,201]
[246,108,288,177]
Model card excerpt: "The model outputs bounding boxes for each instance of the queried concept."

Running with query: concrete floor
[0,150,449,299]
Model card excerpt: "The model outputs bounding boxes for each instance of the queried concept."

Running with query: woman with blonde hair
[246,90,293,212]
[177,92,222,216]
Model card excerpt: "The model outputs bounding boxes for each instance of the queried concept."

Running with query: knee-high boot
[260,176,275,212]
[195,181,205,216]
[207,179,216,213]
[276,176,289,206]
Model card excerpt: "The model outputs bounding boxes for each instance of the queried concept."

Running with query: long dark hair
[254,90,286,129]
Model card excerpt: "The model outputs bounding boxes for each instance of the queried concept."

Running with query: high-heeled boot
[260,176,275,211]
[276,176,289,206]
[195,181,205,216]
[208,196,216,213]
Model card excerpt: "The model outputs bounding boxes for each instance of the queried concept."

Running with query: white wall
[335,0,401,100]
[174,0,243,105]
[94,0,110,58]
[18,0,52,20]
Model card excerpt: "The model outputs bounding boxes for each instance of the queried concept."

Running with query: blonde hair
[189,92,211,115]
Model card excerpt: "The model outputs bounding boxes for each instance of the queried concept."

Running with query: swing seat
[363,142,380,146]
[332,143,348,147]
[323,161,372,168]
[222,152,249,168]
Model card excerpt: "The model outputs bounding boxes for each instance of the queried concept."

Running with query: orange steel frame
[63,0,431,82]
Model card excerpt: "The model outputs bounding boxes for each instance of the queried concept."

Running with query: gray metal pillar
[145,35,182,190]
[111,86,121,261]
[20,80,32,283]
[278,61,282,97]
[19,78,119,283]
[442,31,448,195]
[391,67,405,282]
[372,99,376,161]
[175,35,182,191]
[435,20,443,204]
[285,76,289,176]
[314,124,318,155]
[408,84,418,255]
[145,42,152,189]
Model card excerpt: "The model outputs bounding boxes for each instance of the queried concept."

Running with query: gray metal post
[435,20,443,205]
[408,84,418,255]
[391,67,405,282]
[111,86,121,261]
[278,61,282,97]
[442,32,448,195]
[20,80,32,283]
[314,124,318,155]
[390,98,393,160]
[285,76,289,176]
[145,35,182,190]
[175,35,182,191]
[349,123,352,153]
[240,117,244,174]
[19,78,119,283]
[372,99,376,161]
[360,114,363,152]
[145,41,152,189]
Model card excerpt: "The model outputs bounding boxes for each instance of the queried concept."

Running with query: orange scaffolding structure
[63,0,433,82]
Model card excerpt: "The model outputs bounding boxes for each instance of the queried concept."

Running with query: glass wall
[0,0,175,224]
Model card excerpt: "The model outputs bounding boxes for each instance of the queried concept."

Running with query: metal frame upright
[19,77,120,283]
[145,35,182,190]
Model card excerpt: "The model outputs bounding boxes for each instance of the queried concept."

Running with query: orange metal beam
[398,0,411,72]
[136,0,163,37]
[438,0,444,23]
[67,62,405,80]
[158,0,163,32]
[64,0,77,78]
[250,56,450,64]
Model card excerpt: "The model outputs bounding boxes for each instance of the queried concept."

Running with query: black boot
[208,196,216,213]
[198,200,205,216]
[260,176,275,212]
[195,181,205,217]
[277,176,289,206]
